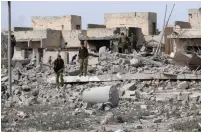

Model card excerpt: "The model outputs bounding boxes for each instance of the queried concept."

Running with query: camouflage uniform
[78,46,89,76]
[118,35,129,53]
[79,58,88,76]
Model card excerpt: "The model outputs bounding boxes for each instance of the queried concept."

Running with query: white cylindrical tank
[82,85,119,107]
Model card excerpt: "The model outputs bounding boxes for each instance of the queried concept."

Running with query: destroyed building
[2,6,201,132]
[11,15,86,65]
[8,11,159,63]
[168,8,201,55]
[104,12,157,35]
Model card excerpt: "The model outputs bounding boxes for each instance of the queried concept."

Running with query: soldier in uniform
[78,41,89,76]
[53,55,64,86]
[118,32,129,53]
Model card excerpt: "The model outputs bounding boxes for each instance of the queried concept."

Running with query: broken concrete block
[153,118,162,123]
[121,83,136,91]
[166,82,173,89]
[100,112,114,125]
[135,124,143,129]
[189,93,201,104]
[82,85,119,107]
[21,85,31,92]
[130,58,141,67]
[178,81,189,89]
[177,92,190,101]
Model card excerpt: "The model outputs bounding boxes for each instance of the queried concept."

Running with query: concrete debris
[178,81,189,89]
[82,85,119,107]
[1,42,201,132]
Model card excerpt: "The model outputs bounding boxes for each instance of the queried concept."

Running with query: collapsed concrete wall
[14,30,62,48]
[31,15,82,30]
[188,8,201,29]
[174,21,191,29]
[104,12,157,35]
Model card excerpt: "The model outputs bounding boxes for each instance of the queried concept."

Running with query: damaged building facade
[10,12,158,64]
[169,8,201,55]
[7,8,201,64]
[12,15,86,64]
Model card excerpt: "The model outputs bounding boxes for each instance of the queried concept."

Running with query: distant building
[104,12,157,35]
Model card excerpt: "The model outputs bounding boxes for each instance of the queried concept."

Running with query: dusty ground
[1,53,201,132]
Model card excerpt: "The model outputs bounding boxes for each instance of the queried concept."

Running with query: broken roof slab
[168,29,201,39]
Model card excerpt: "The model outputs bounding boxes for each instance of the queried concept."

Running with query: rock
[17,111,29,118]
[158,87,164,91]
[130,58,141,67]
[153,118,162,123]
[135,124,143,129]
[122,59,130,65]
[14,62,23,70]
[28,128,37,132]
[121,83,136,91]
[177,92,190,101]
[1,76,8,82]
[192,129,199,132]
[100,112,114,125]
[140,105,148,110]
[189,93,201,104]
[115,129,124,132]
[85,110,95,115]
[166,82,173,89]
[178,81,189,89]
[32,89,39,97]
[21,85,31,92]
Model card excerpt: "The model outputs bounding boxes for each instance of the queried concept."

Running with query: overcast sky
[1,1,201,31]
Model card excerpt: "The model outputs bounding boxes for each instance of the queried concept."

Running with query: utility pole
[8,1,12,102]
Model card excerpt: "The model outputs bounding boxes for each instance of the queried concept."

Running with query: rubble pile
[1,33,8,58]
[1,51,201,132]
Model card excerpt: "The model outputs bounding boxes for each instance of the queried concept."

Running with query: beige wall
[62,30,86,47]
[14,30,47,40]
[32,15,81,30]
[87,28,117,37]
[188,9,201,29]
[104,12,157,35]
[45,30,61,47]
[13,47,24,60]
[71,15,82,30]
[14,30,62,48]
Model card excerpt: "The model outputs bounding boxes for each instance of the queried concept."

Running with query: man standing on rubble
[118,32,129,54]
[53,55,64,87]
[78,41,89,76]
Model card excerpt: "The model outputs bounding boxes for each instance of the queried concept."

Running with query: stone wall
[104,12,157,35]
[188,9,201,29]
[32,15,82,30]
